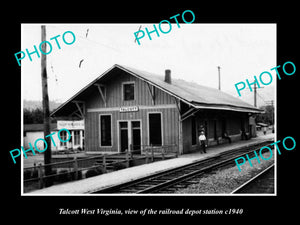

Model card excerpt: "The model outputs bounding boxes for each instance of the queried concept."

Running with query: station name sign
[57,120,84,130]
[119,106,139,113]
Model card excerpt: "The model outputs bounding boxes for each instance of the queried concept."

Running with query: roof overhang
[192,102,263,114]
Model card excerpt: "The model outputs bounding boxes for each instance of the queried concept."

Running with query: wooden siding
[85,107,179,152]
[84,71,179,152]
[85,71,175,109]
[84,70,250,154]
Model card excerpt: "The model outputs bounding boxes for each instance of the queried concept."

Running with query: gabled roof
[51,64,262,117]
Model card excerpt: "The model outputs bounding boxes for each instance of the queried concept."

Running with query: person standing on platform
[199,131,207,153]
[263,126,267,135]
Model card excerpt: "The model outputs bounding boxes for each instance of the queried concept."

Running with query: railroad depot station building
[51,64,262,155]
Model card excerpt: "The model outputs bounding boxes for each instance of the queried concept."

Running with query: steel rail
[93,141,273,194]
[136,148,265,194]
[230,163,275,194]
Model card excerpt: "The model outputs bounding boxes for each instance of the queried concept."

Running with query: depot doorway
[118,120,141,154]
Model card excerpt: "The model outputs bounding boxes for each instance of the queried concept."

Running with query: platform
[27,133,274,195]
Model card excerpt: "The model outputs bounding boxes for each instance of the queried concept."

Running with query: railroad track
[92,141,273,194]
[231,164,275,194]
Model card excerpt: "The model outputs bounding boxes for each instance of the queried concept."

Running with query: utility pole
[41,25,52,186]
[245,81,262,108]
[254,83,257,107]
[270,100,274,133]
[266,100,275,129]
[249,82,263,108]
[217,66,221,90]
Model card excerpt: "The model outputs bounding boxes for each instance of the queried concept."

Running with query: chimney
[164,69,171,84]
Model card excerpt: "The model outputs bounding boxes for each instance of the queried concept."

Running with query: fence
[23,144,177,192]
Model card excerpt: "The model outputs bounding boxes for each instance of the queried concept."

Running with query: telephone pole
[254,83,257,107]
[217,66,221,90]
[252,83,264,108]
[41,25,52,186]
[266,100,275,127]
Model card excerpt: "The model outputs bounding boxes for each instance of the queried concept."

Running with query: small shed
[256,122,268,131]
[23,120,85,151]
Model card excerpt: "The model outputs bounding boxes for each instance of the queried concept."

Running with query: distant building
[23,120,84,151]
[256,122,268,131]
[51,64,262,154]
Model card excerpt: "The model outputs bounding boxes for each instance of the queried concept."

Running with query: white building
[23,120,84,152]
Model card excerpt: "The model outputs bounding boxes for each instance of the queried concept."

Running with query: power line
[49,25,121,52]
[256,92,268,104]
[134,25,142,43]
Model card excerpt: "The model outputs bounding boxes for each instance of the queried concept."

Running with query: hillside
[23,100,62,111]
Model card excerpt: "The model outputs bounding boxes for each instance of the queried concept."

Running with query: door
[131,121,141,154]
[213,120,217,140]
[119,121,128,152]
[119,120,141,153]
[221,118,226,137]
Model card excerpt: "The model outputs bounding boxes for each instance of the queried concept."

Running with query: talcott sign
[119,106,139,113]
[57,120,84,130]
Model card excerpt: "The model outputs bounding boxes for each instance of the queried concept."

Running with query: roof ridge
[51,64,261,117]
[117,64,255,108]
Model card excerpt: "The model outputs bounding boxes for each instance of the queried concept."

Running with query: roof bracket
[146,83,155,105]
[174,98,181,114]
[181,108,200,122]
[94,83,106,107]
[72,100,85,119]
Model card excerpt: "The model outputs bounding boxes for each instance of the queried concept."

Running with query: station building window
[60,130,68,147]
[100,115,112,146]
[123,82,135,101]
[148,113,162,146]
[74,130,80,145]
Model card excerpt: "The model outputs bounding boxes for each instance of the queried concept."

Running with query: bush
[70,170,82,180]
[57,169,72,182]
[85,169,102,178]
[42,169,57,186]
[113,162,127,171]
[31,170,38,178]
[49,169,57,176]
[24,170,32,180]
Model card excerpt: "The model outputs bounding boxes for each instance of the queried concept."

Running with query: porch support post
[174,97,183,155]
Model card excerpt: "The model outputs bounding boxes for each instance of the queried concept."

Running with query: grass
[175,152,275,194]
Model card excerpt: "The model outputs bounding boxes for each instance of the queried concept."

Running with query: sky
[21,23,276,107]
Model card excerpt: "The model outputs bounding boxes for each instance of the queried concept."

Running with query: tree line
[255,105,274,125]
[24,108,57,124]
